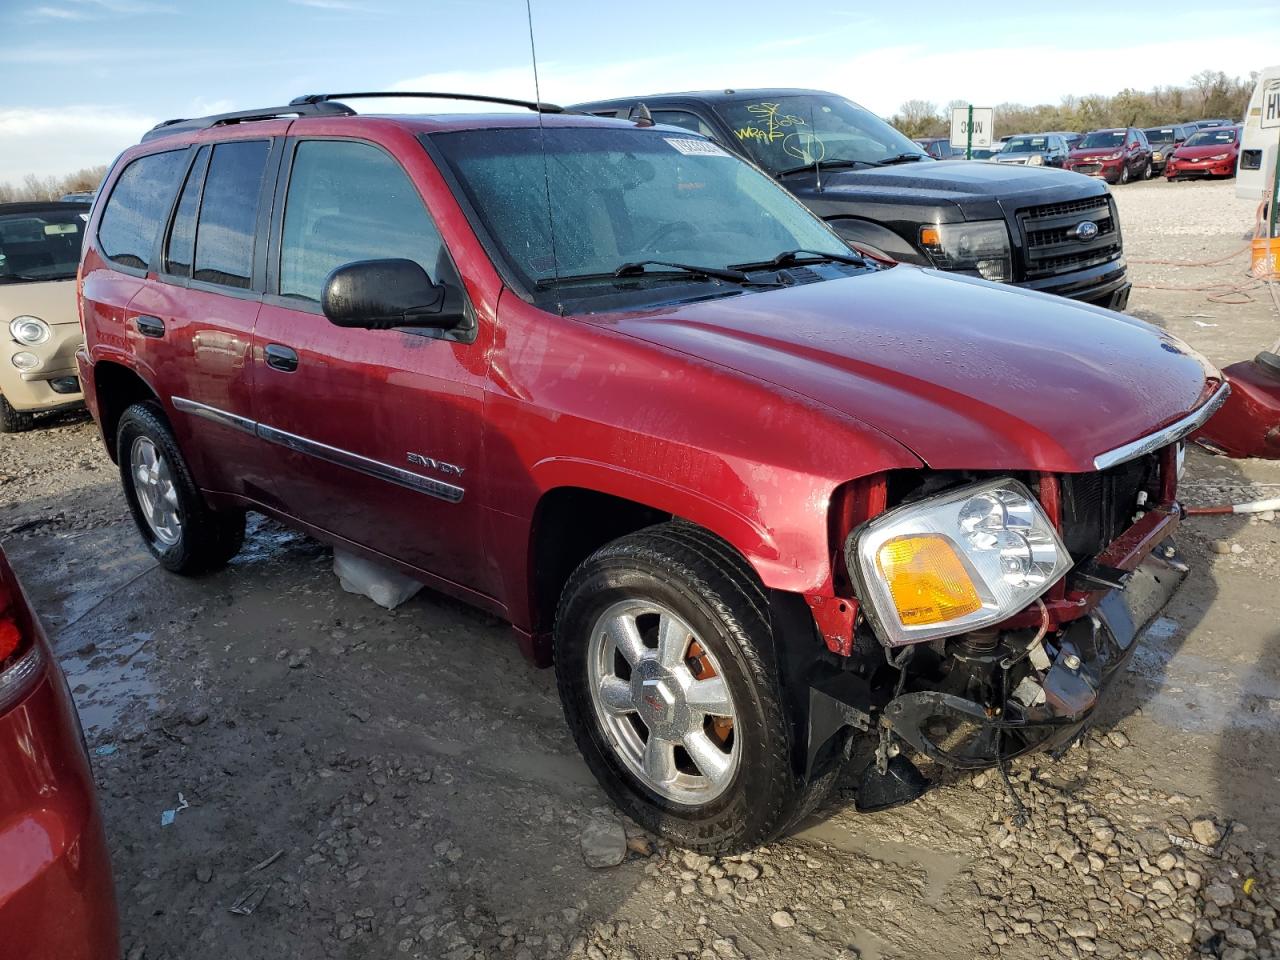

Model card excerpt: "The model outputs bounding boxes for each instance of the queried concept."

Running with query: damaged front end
[804,442,1188,808]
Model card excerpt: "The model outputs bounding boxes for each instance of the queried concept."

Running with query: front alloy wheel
[555,522,839,853]
[588,599,739,804]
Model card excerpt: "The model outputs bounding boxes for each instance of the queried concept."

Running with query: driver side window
[278,139,457,304]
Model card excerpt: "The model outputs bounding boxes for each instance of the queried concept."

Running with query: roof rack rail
[141,100,355,142]
[289,91,564,114]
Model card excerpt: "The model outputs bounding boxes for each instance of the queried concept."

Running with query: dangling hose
[1185,497,1280,516]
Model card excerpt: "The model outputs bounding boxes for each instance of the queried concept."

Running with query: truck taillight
[0,570,42,713]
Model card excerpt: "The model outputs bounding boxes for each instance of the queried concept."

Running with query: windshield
[0,207,87,281]
[1144,128,1177,144]
[712,95,926,174]
[1002,136,1049,153]
[1185,128,1238,146]
[430,125,853,296]
[1078,131,1125,149]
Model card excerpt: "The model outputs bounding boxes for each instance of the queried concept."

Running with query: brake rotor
[686,640,734,745]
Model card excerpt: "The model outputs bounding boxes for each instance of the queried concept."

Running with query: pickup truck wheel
[117,403,244,574]
[0,394,34,433]
[555,523,821,853]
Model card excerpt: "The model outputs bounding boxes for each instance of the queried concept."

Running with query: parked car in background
[1143,124,1197,174]
[59,192,95,203]
[994,133,1070,167]
[0,201,89,431]
[1065,127,1152,184]
[969,146,1002,160]
[1049,131,1083,151]
[79,91,1217,851]
[574,89,1130,308]
[1165,125,1242,180]
[1192,118,1235,129]
[915,137,964,160]
[0,545,119,960]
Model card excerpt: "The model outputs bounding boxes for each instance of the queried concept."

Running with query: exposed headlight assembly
[846,478,1071,647]
[1027,154,1044,166]
[9,315,50,346]
[1207,153,1230,161]
[919,220,1012,282]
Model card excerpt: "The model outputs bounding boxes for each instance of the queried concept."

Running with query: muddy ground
[4,178,1279,960]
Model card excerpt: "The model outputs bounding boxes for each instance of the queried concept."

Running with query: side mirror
[322,258,462,331]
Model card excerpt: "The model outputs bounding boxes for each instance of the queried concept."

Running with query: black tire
[1142,161,1153,180]
[0,394,34,433]
[117,402,244,574]
[554,521,833,853]
[1119,164,1131,185]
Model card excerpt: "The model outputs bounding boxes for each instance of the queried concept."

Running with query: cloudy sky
[2,0,1277,183]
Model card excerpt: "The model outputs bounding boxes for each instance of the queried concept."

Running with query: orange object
[1250,237,1280,280]
[877,534,981,626]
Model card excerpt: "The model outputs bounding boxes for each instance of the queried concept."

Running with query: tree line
[0,166,108,205]
[891,70,1257,140]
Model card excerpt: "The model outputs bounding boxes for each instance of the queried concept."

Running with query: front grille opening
[1059,454,1159,561]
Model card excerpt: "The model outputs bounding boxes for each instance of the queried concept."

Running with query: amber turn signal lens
[920,226,941,247]
[876,534,982,626]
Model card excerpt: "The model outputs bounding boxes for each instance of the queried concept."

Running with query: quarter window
[193,140,269,289]
[278,140,449,303]
[98,149,186,270]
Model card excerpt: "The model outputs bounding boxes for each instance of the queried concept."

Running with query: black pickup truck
[572,89,1130,309]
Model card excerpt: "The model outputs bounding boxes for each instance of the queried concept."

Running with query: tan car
[0,201,89,431]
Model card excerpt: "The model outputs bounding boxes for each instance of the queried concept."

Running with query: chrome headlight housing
[919,220,1012,282]
[1027,154,1044,166]
[10,315,50,346]
[846,478,1071,647]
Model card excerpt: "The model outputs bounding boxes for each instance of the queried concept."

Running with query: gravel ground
[2,178,1279,960]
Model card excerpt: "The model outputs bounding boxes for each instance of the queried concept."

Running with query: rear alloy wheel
[1143,161,1153,180]
[117,403,244,574]
[0,394,34,433]
[555,522,837,853]
[1119,164,1131,184]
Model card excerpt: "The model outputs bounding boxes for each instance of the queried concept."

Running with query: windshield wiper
[730,248,868,271]
[874,152,929,166]
[534,260,780,291]
[774,158,872,178]
[613,260,781,286]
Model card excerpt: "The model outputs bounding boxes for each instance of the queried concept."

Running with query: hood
[1173,142,1237,159]
[593,267,1216,474]
[1069,148,1122,160]
[0,276,79,325]
[791,160,1106,221]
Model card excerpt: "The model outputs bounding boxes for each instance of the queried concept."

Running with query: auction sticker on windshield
[665,138,730,157]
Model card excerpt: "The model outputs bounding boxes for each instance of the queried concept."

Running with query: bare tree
[0,165,108,204]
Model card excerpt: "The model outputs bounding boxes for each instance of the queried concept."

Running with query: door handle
[265,343,298,372]
[132,315,164,338]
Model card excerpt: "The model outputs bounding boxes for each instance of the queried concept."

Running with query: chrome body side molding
[171,396,465,503]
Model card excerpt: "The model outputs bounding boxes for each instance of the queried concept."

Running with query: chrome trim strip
[255,423,465,503]
[171,396,464,503]
[1093,381,1231,471]
[172,395,257,436]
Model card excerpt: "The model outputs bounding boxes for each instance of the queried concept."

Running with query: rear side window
[278,140,448,303]
[98,150,186,270]
[652,110,717,138]
[164,146,210,278]
[193,140,269,289]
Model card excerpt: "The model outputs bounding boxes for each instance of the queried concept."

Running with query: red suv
[77,93,1224,852]
[0,546,119,959]
[1065,127,1153,184]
